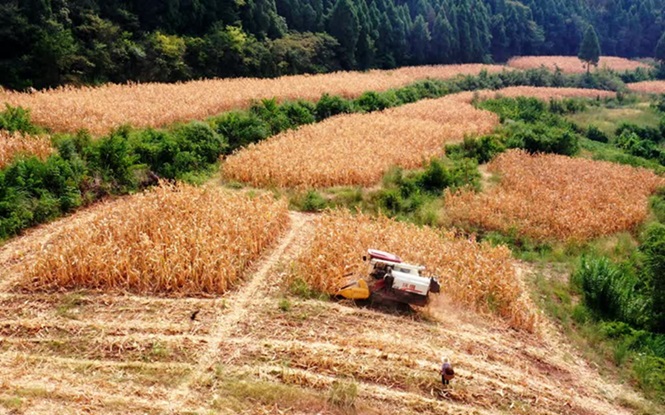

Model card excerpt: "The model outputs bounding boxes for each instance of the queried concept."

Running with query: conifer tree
[578,25,601,73]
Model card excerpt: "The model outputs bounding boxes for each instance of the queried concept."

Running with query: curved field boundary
[0,64,505,136]
[508,56,651,74]
[222,87,615,189]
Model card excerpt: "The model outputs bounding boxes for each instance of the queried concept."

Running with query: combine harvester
[337,249,440,307]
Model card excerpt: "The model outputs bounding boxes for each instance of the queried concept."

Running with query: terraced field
[222,87,615,189]
[0,64,504,136]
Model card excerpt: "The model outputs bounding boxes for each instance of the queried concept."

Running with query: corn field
[0,130,53,168]
[222,87,615,189]
[627,81,665,94]
[291,210,537,331]
[0,64,504,136]
[21,183,290,295]
[507,56,650,74]
[445,150,664,243]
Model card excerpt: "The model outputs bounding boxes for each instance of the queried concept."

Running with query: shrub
[572,256,648,326]
[353,91,399,112]
[586,125,609,143]
[507,121,580,156]
[446,135,506,163]
[214,111,270,152]
[0,105,40,134]
[641,223,665,333]
[314,93,354,120]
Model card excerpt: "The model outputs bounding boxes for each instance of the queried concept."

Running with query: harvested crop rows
[223,87,615,189]
[507,56,651,73]
[627,80,665,94]
[0,131,52,168]
[291,210,537,331]
[445,150,664,243]
[19,183,290,295]
[0,64,504,136]
[0,204,642,414]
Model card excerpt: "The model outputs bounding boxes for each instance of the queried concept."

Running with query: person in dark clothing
[441,357,454,385]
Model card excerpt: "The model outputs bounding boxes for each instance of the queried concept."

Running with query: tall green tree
[578,25,600,73]
[656,31,665,63]
[409,14,431,64]
[326,0,360,69]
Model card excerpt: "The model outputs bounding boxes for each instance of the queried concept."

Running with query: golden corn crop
[445,149,664,243]
[507,56,650,73]
[0,130,53,168]
[627,81,665,94]
[21,182,290,295]
[291,210,537,331]
[222,87,614,189]
[0,64,504,136]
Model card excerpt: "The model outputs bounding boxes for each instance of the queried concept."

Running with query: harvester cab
[337,249,440,307]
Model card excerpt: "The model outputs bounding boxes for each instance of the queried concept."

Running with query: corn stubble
[0,64,504,135]
[223,87,614,189]
[291,210,537,331]
[507,56,650,73]
[627,80,665,94]
[445,149,664,243]
[0,130,52,168]
[22,183,290,295]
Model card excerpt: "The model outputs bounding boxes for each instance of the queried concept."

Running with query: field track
[0,205,649,414]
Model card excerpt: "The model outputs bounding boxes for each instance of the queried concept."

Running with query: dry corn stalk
[290,210,537,331]
[0,130,53,168]
[223,87,614,189]
[627,81,665,94]
[0,64,505,136]
[507,56,651,74]
[21,182,290,295]
[445,149,665,243]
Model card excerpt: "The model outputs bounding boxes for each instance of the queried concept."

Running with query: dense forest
[1,0,663,89]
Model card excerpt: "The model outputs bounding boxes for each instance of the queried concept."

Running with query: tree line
[1,0,664,90]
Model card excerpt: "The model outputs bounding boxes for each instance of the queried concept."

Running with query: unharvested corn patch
[508,56,650,73]
[290,210,537,331]
[0,130,52,168]
[21,183,290,295]
[223,87,614,189]
[445,149,664,243]
[627,80,665,94]
[0,64,504,135]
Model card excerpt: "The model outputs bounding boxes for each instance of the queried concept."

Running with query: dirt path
[164,211,315,414]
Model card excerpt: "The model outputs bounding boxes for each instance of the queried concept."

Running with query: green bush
[479,97,547,123]
[506,121,580,156]
[572,256,648,326]
[314,93,354,120]
[585,125,609,143]
[213,111,270,152]
[300,190,327,212]
[446,135,506,163]
[641,223,665,333]
[0,105,41,134]
[353,91,399,112]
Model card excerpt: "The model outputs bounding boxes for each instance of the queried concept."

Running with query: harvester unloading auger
[336,249,441,307]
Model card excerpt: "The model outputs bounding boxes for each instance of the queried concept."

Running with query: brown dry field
[627,80,665,94]
[0,64,504,136]
[507,56,651,74]
[222,87,615,189]
[445,150,664,243]
[0,203,652,415]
